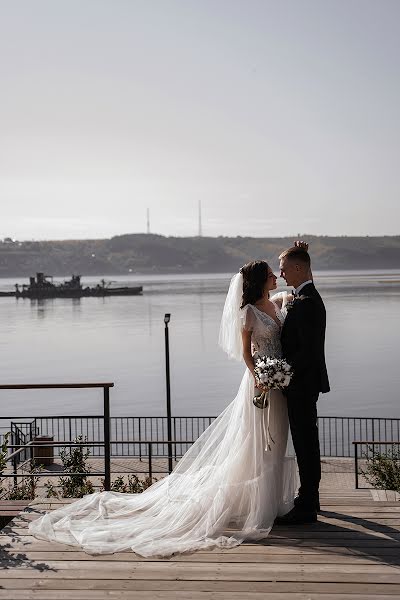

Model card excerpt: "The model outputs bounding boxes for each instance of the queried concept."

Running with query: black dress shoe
[294,495,321,512]
[274,506,317,525]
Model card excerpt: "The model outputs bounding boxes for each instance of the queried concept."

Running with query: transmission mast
[198,200,202,237]
[147,208,150,234]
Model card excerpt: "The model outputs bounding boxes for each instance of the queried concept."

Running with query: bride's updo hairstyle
[240,260,269,309]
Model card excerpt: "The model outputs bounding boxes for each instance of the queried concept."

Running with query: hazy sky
[1,0,399,240]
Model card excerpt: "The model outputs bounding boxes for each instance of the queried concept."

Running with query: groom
[276,244,330,524]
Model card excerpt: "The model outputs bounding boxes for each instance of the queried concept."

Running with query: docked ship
[0,273,143,298]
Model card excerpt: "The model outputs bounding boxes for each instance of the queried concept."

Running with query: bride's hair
[240,260,269,308]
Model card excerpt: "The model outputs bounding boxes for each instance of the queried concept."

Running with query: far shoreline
[1,267,400,280]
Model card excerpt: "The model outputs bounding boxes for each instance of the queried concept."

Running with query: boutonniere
[285,299,295,311]
[286,294,305,311]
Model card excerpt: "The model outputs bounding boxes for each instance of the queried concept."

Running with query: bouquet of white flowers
[253,356,293,409]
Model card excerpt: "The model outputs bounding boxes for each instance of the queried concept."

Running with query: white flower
[253,356,293,390]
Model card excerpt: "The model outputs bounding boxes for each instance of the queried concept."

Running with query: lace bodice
[241,296,286,358]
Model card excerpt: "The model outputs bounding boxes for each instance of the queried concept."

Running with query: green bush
[45,435,94,499]
[6,473,39,500]
[0,434,41,500]
[0,433,10,475]
[2,458,41,501]
[362,446,400,492]
[0,433,10,496]
[104,474,155,494]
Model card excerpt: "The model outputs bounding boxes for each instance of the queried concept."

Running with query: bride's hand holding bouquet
[253,356,293,409]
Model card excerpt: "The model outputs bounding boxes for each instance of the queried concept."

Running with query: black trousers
[286,391,321,510]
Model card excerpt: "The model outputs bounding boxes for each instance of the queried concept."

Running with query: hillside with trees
[0,234,399,277]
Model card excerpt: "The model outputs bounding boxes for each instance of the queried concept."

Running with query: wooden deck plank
[0,591,400,600]
[22,513,400,527]
[3,550,400,564]
[5,529,400,544]
[2,579,400,595]
[2,568,400,584]
[0,501,31,507]
[10,522,400,538]
[1,471,400,598]
[0,591,399,600]
[12,523,400,536]
[5,529,400,547]
[3,537,400,558]
[0,510,29,516]
[14,509,400,520]
[3,560,400,574]
[1,554,400,574]
[23,504,400,513]
[12,511,400,528]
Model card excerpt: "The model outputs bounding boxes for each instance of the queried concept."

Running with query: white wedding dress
[29,289,298,557]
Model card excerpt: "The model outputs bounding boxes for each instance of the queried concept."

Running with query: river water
[0,270,399,419]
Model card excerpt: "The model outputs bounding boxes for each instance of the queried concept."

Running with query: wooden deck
[1,471,400,599]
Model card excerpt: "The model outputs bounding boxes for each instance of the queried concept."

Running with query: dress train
[29,370,298,557]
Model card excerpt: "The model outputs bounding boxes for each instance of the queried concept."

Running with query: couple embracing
[30,242,329,557]
[239,242,330,525]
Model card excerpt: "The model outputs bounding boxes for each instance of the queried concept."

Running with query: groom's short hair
[279,246,311,267]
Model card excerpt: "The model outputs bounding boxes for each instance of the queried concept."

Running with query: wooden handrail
[0,383,114,390]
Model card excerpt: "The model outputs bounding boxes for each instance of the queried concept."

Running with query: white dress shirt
[294,279,313,296]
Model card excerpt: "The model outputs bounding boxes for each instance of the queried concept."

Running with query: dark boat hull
[6,286,143,299]
[1,272,144,298]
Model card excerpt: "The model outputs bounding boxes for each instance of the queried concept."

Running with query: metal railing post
[103,386,111,491]
[354,442,359,489]
[164,315,173,474]
[174,418,177,461]
[138,418,142,462]
[12,453,18,488]
[148,442,152,479]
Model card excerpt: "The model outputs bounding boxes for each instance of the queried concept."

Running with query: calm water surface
[0,271,399,418]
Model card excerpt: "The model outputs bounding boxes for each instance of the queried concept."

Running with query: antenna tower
[147,208,150,234]
[198,200,202,237]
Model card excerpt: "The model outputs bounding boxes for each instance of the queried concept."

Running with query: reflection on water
[0,271,399,419]
[2,269,400,296]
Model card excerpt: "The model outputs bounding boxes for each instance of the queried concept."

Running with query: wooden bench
[0,500,30,529]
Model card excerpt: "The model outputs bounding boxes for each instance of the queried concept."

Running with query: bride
[29,260,298,557]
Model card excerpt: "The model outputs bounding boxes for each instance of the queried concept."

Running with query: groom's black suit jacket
[281,282,330,396]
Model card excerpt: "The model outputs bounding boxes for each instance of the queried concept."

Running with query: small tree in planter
[0,433,10,497]
[362,446,400,493]
[45,435,94,499]
[104,474,155,494]
[6,464,40,500]
[0,435,40,501]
